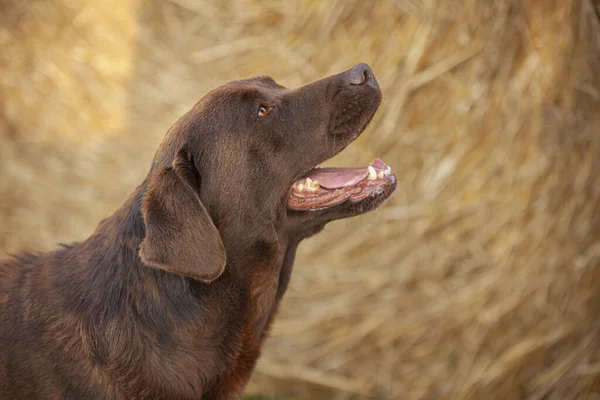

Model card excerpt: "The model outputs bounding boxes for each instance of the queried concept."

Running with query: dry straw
[2,0,600,399]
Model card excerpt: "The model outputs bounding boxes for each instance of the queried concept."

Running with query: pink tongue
[305,167,368,189]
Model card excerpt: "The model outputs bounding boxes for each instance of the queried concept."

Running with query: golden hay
[2,0,600,399]
[0,0,138,253]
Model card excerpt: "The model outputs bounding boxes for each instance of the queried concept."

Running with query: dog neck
[82,184,291,283]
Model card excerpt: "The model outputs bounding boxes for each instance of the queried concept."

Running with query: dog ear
[139,147,226,283]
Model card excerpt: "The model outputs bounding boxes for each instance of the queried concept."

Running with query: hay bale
[2,0,600,398]
[0,0,139,254]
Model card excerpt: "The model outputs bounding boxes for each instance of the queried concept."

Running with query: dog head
[139,63,396,282]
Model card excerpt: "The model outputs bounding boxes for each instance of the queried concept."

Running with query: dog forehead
[200,82,288,113]
[205,85,263,105]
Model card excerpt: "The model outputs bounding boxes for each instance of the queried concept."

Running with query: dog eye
[257,105,272,119]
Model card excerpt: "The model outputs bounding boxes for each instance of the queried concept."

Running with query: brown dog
[0,63,396,399]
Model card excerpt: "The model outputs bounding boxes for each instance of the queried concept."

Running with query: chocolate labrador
[0,63,396,399]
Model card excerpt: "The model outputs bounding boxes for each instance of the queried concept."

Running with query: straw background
[2,1,600,399]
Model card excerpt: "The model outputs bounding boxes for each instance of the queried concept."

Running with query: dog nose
[346,63,377,87]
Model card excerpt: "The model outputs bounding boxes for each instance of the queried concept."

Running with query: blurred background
[2,0,600,399]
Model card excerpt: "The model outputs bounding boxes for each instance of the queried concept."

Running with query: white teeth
[368,165,377,180]
[368,165,392,180]
[305,177,319,191]
[296,177,319,192]
[379,167,392,177]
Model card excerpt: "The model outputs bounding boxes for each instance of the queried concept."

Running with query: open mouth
[288,158,396,211]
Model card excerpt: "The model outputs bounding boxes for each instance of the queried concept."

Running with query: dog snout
[345,63,378,88]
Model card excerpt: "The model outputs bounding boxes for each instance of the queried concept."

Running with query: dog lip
[287,171,396,211]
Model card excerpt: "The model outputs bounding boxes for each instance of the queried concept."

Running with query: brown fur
[0,63,395,399]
